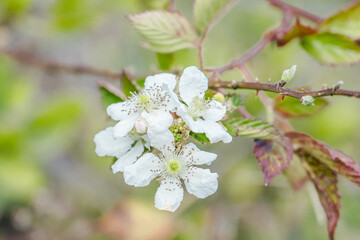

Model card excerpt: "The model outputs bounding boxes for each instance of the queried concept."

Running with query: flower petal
[202,100,226,122]
[94,127,133,158]
[178,110,205,133]
[179,66,208,105]
[113,114,138,138]
[155,177,184,212]
[142,110,173,133]
[123,153,161,187]
[145,73,177,91]
[147,128,174,150]
[107,102,134,121]
[182,167,218,199]
[202,120,232,144]
[111,141,144,173]
[182,143,217,165]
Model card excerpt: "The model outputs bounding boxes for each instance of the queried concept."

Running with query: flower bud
[213,93,225,103]
[300,95,315,106]
[281,65,297,82]
[134,116,148,134]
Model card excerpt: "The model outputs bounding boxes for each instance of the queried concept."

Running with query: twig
[209,80,360,99]
[206,10,293,77]
[266,0,323,24]
[2,49,124,80]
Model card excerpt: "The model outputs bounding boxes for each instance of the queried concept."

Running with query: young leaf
[99,86,123,108]
[276,21,317,46]
[127,10,198,53]
[286,132,360,186]
[222,118,279,140]
[253,138,293,185]
[189,131,210,144]
[122,71,139,97]
[298,150,341,240]
[320,3,360,39]
[300,33,360,64]
[194,0,236,33]
[274,95,328,118]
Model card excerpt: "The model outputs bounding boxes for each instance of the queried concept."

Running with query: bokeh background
[1,0,360,239]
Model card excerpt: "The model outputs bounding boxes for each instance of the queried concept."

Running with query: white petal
[202,121,232,144]
[142,110,173,133]
[147,128,174,150]
[111,141,144,173]
[202,100,226,121]
[182,143,217,165]
[145,73,177,91]
[123,153,161,187]
[178,109,205,133]
[107,102,134,121]
[186,119,232,144]
[182,167,218,199]
[179,66,208,105]
[155,177,184,212]
[93,127,133,158]
[113,114,138,138]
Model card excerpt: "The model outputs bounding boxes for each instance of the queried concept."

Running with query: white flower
[165,66,232,144]
[94,73,177,173]
[123,142,218,212]
[106,73,177,149]
[93,126,146,173]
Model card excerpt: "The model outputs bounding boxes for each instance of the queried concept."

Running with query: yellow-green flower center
[138,95,150,106]
[167,160,181,174]
[187,96,210,119]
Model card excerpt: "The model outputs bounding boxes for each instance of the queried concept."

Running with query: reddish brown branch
[2,49,123,80]
[209,80,360,99]
[266,0,323,24]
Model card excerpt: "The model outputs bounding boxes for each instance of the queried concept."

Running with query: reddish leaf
[253,138,293,185]
[286,132,360,186]
[276,20,317,47]
[298,150,341,240]
[283,157,309,190]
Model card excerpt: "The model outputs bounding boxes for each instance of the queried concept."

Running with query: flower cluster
[94,66,232,211]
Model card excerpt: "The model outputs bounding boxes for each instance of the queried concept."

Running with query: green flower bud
[213,93,225,103]
[300,95,315,106]
[281,65,297,82]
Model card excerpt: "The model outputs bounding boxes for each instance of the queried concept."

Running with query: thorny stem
[2,49,360,100]
[208,80,360,99]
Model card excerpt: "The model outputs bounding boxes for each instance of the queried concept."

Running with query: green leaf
[222,118,279,140]
[320,3,360,39]
[123,72,138,97]
[253,138,293,185]
[127,10,198,53]
[231,95,244,107]
[286,132,360,187]
[194,0,235,33]
[300,33,360,64]
[274,95,328,118]
[156,52,174,70]
[99,86,123,108]
[298,150,341,240]
[189,131,210,143]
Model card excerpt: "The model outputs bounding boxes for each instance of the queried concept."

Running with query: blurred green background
[1,0,360,239]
